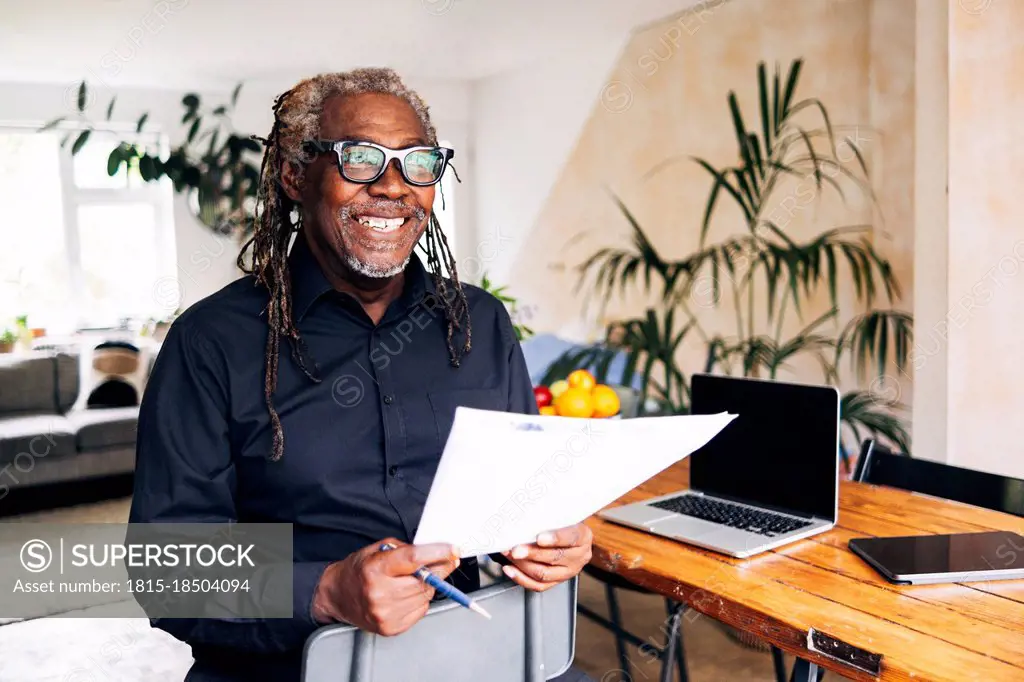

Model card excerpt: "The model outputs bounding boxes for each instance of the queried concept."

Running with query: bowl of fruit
[533,369,621,419]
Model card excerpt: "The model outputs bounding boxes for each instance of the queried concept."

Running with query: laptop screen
[689,373,839,521]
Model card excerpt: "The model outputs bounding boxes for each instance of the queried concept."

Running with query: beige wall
[510,0,916,400]
[945,0,1024,476]
[911,0,950,464]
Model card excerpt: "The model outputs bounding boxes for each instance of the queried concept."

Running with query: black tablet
[848,531,1024,585]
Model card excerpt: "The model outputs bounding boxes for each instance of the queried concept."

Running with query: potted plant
[479,273,534,341]
[543,59,912,467]
[0,329,17,353]
[546,57,915,657]
[41,82,261,238]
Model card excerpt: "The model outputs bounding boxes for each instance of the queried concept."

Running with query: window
[0,126,175,334]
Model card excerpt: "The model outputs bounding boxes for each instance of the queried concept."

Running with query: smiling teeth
[356,216,406,232]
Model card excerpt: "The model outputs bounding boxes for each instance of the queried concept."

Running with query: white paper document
[413,408,737,557]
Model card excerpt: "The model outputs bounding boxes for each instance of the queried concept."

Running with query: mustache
[339,200,428,222]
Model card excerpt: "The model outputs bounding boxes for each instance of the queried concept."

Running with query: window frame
[0,122,177,331]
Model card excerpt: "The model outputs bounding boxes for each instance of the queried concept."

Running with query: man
[130,68,594,681]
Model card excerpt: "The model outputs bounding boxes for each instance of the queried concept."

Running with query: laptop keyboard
[649,495,812,536]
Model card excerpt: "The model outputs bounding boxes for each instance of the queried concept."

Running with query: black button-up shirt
[129,235,537,679]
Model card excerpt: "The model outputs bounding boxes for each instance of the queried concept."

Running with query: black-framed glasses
[302,140,455,186]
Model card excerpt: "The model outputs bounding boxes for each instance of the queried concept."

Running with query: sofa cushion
[0,354,58,416]
[54,352,80,413]
[65,407,139,451]
[0,414,77,467]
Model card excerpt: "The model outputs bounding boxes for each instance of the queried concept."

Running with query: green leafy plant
[0,328,17,345]
[480,273,534,341]
[543,59,912,468]
[41,81,261,237]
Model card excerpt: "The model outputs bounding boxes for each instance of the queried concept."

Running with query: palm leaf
[836,310,914,379]
[787,96,837,157]
[758,62,773,163]
[772,63,782,143]
[779,59,804,125]
[693,157,753,239]
[728,93,761,195]
[841,389,911,455]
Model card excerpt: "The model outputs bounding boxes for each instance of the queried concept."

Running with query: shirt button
[388,465,398,477]
[383,395,394,405]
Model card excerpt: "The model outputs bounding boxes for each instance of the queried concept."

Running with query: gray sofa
[0,351,138,493]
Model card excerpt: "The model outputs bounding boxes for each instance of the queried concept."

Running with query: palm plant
[479,273,535,342]
[542,59,912,469]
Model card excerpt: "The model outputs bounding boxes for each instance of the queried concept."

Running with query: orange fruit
[539,405,557,416]
[549,379,570,399]
[554,387,594,418]
[591,385,621,418]
[567,369,596,391]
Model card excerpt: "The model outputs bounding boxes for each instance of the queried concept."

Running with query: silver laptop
[600,374,839,558]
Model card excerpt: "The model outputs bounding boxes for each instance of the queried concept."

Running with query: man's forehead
[319,93,428,145]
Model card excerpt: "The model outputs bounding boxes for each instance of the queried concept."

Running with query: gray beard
[343,252,412,279]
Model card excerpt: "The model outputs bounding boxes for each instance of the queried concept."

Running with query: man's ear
[280,160,304,203]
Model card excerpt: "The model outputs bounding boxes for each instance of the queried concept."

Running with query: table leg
[659,602,685,682]
[663,599,689,682]
[771,646,787,682]
[789,657,821,682]
[604,583,632,679]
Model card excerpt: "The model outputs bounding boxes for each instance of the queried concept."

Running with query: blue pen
[379,542,491,620]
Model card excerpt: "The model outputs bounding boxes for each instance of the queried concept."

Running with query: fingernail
[502,565,517,578]
[451,545,462,558]
[511,545,528,559]
[537,532,555,546]
[455,557,461,568]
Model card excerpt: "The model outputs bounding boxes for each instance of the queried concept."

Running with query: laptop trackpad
[650,515,724,539]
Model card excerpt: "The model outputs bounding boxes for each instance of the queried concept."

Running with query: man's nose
[367,159,409,199]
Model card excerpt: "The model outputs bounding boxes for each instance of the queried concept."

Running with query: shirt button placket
[374,330,399,485]
[376,322,417,540]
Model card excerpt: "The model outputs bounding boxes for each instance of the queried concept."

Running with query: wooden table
[586,462,1024,681]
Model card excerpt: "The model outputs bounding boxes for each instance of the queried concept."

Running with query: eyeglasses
[302,140,455,187]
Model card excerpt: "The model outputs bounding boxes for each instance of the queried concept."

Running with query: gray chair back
[302,577,577,682]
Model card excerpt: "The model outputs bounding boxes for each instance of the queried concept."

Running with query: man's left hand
[500,522,593,592]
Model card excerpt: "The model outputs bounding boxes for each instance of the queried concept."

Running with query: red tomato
[533,385,553,408]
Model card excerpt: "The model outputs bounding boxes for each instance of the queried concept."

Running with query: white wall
[0,76,472,311]
[468,40,631,289]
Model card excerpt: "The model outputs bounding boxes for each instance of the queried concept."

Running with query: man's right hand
[311,538,459,636]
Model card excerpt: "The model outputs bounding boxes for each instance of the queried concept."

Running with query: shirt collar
[288,234,436,322]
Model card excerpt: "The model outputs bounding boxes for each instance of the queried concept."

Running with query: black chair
[853,439,1024,517]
